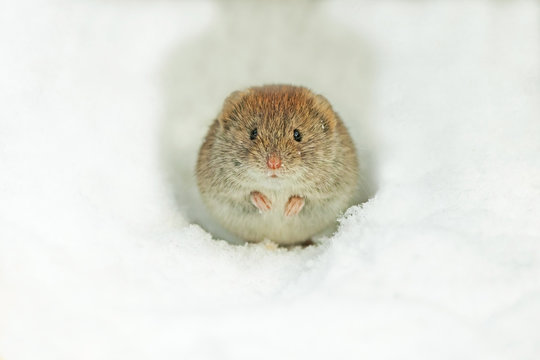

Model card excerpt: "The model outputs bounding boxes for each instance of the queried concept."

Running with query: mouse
[196,84,368,246]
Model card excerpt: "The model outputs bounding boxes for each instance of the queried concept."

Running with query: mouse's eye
[293,129,302,142]
[250,128,258,140]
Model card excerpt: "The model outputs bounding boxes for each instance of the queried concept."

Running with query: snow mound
[1,1,539,359]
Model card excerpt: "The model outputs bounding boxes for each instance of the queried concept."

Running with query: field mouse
[196,85,367,245]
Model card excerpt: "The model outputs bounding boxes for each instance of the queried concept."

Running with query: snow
[1,1,539,359]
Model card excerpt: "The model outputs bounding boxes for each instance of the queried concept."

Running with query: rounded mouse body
[196,85,365,245]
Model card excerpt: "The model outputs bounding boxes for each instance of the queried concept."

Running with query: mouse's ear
[313,94,338,131]
[218,90,246,129]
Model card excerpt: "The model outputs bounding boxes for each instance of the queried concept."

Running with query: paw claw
[284,196,304,216]
[250,191,272,212]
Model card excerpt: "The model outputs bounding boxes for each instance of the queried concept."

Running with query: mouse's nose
[267,154,282,170]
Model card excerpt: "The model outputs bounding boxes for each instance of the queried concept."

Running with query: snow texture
[1,1,539,359]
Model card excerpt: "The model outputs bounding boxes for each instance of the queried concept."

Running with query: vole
[196,85,366,245]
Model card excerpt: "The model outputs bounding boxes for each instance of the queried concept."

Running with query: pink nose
[267,155,282,170]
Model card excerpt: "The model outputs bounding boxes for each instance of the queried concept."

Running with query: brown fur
[196,85,366,245]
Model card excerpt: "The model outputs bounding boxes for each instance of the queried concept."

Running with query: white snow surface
[1,1,540,359]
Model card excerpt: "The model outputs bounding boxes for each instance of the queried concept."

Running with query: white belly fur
[205,185,350,245]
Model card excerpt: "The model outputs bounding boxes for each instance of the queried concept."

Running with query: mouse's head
[214,85,340,186]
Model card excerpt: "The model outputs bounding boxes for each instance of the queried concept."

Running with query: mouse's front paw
[284,196,304,216]
[250,191,272,213]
